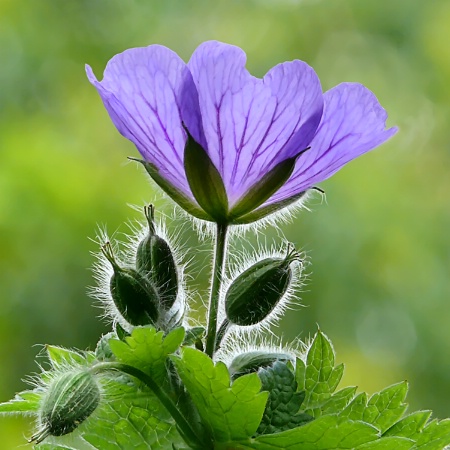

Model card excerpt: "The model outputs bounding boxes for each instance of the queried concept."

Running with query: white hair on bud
[88,226,132,331]
[214,331,307,366]
[125,205,190,330]
[217,238,306,346]
[88,204,193,331]
[22,345,119,446]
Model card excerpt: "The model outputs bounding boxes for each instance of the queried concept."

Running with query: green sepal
[129,157,212,221]
[183,129,229,223]
[228,151,305,222]
[232,191,307,224]
[257,361,313,435]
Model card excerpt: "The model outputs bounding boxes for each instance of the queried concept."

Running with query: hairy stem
[215,319,230,352]
[91,362,206,449]
[205,222,228,357]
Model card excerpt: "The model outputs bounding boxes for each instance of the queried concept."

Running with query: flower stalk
[205,222,228,357]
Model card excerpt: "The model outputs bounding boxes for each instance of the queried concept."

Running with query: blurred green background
[1,0,449,447]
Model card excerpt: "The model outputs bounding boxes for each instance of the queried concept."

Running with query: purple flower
[87,41,397,224]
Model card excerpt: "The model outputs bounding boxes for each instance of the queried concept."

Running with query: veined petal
[264,82,398,205]
[86,45,203,201]
[188,41,323,205]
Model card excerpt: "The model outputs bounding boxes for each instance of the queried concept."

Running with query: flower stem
[91,362,206,449]
[205,222,228,357]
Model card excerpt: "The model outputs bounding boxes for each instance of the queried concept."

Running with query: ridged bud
[102,242,160,326]
[229,351,293,379]
[225,247,300,326]
[95,332,116,361]
[136,205,178,311]
[31,370,100,443]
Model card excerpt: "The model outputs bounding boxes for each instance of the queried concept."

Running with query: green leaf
[383,410,432,439]
[295,358,306,391]
[355,436,414,449]
[35,445,76,450]
[183,130,228,223]
[232,192,306,225]
[302,331,344,415]
[257,361,313,435]
[340,392,368,420]
[0,390,41,414]
[130,158,212,221]
[320,386,358,415]
[46,345,96,368]
[362,382,408,433]
[228,154,300,221]
[415,418,450,449]
[238,414,381,449]
[171,347,268,443]
[65,373,184,450]
[183,326,205,348]
[338,383,408,433]
[33,373,185,449]
[109,326,185,384]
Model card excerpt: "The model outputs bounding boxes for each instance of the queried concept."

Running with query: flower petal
[265,82,398,205]
[188,41,323,204]
[86,45,203,200]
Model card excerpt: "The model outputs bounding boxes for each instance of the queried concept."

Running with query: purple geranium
[87,41,397,224]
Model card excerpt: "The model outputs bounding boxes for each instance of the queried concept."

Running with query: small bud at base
[31,370,100,444]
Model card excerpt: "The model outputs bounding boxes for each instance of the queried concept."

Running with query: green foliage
[257,361,313,435]
[298,331,345,415]
[171,347,268,443]
[0,391,40,414]
[79,377,184,450]
[2,329,450,449]
[109,326,185,384]
[240,415,413,449]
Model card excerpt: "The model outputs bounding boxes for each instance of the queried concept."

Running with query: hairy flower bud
[95,332,116,361]
[31,370,100,444]
[225,248,300,326]
[136,205,178,311]
[229,351,293,379]
[102,242,160,326]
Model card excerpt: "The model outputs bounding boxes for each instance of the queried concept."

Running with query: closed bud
[31,370,101,443]
[95,332,116,361]
[229,351,293,379]
[225,247,300,326]
[136,205,178,311]
[102,242,160,326]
